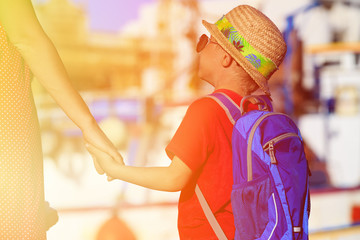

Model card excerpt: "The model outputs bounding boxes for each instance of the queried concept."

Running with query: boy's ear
[221,52,233,68]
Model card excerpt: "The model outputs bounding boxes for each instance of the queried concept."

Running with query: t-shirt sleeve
[165,98,216,172]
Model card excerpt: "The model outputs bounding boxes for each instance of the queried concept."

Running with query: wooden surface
[310,224,360,240]
[306,42,360,54]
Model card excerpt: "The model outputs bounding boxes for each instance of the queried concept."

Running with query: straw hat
[202,5,287,95]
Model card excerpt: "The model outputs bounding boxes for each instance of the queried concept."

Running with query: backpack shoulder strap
[195,92,238,240]
[195,185,228,240]
[206,92,241,124]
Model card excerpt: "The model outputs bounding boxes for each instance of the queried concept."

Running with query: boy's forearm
[88,144,192,192]
[108,165,185,192]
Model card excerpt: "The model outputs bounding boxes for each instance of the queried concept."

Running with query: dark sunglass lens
[196,34,208,53]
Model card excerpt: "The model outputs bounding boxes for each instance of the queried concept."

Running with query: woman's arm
[0,0,93,131]
[0,0,123,165]
[86,144,193,192]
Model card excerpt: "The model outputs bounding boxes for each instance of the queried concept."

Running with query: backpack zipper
[247,112,292,181]
[262,133,300,164]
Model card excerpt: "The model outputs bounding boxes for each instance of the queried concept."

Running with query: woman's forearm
[0,0,95,131]
[18,35,95,130]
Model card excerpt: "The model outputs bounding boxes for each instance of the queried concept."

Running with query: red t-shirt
[166,89,247,240]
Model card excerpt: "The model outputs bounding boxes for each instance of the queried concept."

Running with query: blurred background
[29,0,360,239]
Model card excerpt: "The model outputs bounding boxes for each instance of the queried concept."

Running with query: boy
[87,5,287,239]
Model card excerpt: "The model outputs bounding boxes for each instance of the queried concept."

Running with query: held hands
[85,143,122,180]
[81,120,124,179]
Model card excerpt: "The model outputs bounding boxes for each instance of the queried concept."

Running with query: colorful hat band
[215,16,278,78]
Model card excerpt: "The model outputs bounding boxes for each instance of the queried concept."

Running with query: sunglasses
[196,34,219,53]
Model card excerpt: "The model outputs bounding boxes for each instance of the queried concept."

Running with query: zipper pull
[269,141,277,164]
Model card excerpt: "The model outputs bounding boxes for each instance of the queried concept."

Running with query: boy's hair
[232,65,259,95]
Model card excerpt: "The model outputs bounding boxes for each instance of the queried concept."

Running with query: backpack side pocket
[232,174,273,240]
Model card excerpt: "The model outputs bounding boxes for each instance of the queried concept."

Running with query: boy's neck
[214,76,254,97]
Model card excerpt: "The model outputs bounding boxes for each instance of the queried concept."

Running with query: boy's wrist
[105,161,124,180]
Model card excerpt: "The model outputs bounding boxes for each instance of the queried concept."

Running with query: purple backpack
[195,92,310,240]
